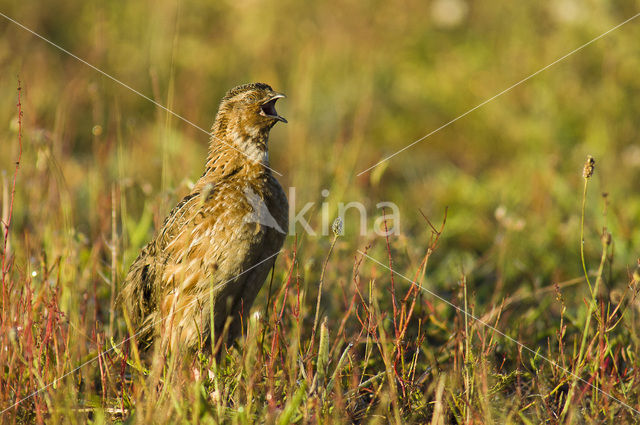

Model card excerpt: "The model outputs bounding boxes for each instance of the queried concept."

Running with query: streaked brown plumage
[117,83,288,354]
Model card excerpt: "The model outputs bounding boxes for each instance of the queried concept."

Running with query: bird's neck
[203,127,271,181]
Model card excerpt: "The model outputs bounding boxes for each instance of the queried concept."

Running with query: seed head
[583,155,595,179]
[601,229,612,246]
[316,317,329,386]
[332,217,344,236]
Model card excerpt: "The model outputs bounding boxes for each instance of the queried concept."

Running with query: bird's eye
[244,93,259,104]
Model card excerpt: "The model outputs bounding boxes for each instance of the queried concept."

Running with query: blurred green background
[1,0,639,310]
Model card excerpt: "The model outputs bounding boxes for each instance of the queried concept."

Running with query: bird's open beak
[260,93,287,123]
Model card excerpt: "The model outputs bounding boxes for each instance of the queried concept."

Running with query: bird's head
[212,83,287,144]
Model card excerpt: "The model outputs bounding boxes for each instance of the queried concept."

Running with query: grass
[1,1,640,423]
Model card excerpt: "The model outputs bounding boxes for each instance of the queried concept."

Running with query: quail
[117,83,288,354]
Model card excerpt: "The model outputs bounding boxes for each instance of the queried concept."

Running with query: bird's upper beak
[260,93,287,123]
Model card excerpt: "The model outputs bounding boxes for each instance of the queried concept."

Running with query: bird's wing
[144,181,261,350]
[117,187,217,334]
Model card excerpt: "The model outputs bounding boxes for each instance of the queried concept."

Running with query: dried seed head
[316,317,330,386]
[583,155,595,179]
[332,217,344,236]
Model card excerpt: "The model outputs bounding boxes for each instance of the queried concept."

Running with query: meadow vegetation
[1,0,640,423]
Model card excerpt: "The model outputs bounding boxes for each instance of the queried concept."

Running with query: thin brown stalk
[382,210,398,339]
[309,232,339,357]
[109,184,117,337]
[2,79,23,310]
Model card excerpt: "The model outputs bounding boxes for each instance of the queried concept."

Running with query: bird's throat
[205,129,270,179]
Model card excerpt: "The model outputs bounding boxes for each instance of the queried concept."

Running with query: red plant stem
[382,209,398,339]
[351,248,369,309]
[267,318,279,408]
[278,254,294,321]
[335,293,356,343]
[97,333,107,403]
[120,348,128,415]
[382,209,408,393]
[2,80,23,311]
[293,237,300,318]
[397,209,447,340]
